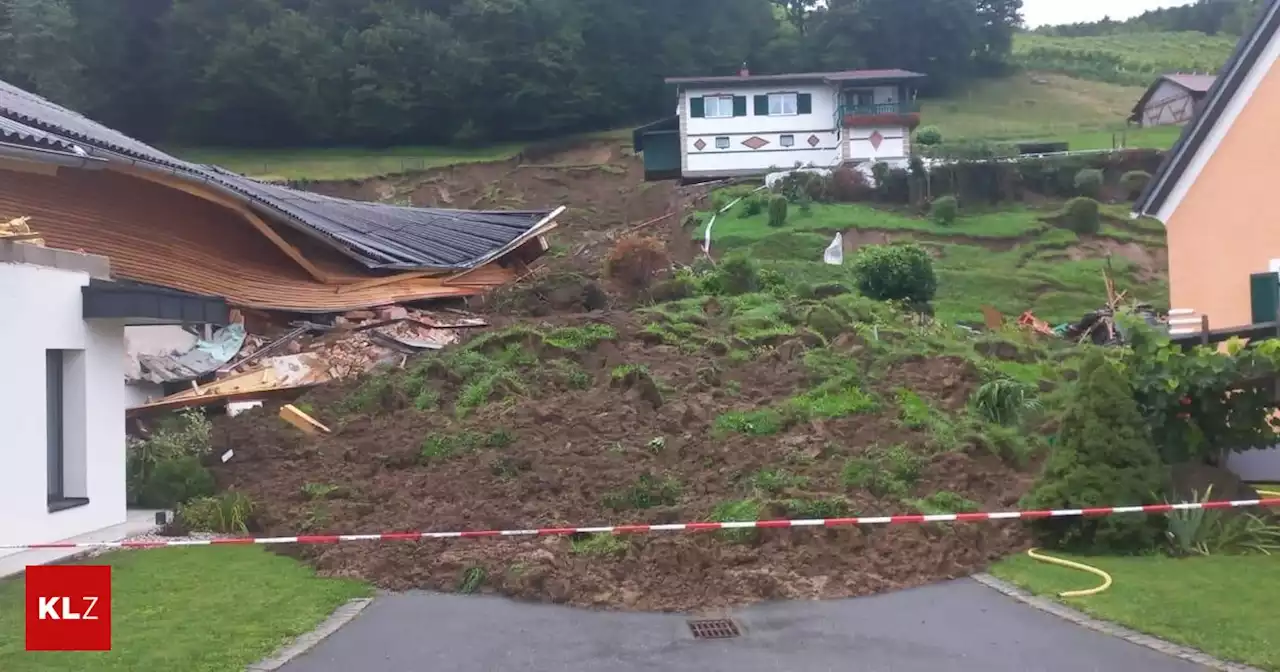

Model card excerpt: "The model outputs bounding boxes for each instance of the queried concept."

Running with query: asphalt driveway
[278,578,1208,672]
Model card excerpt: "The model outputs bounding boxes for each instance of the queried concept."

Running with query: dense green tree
[0,0,84,106]
[0,0,1024,148]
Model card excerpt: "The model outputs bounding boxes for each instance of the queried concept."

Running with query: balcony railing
[837,101,921,117]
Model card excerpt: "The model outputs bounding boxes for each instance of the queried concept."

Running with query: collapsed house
[0,77,563,414]
[0,78,562,313]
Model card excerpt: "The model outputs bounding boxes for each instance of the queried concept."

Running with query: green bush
[1120,170,1152,200]
[137,456,215,509]
[716,254,761,295]
[126,409,213,506]
[1020,353,1168,553]
[1073,168,1104,199]
[738,196,764,218]
[178,491,256,533]
[1063,197,1101,235]
[930,195,958,226]
[915,125,943,146]
[852,244,937,304]
[767,195,788,228]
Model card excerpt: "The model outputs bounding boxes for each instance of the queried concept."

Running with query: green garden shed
[632,116,681,181]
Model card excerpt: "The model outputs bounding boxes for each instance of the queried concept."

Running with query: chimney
[739,62,750,77]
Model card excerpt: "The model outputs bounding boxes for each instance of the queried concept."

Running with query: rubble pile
[127,305,488,416]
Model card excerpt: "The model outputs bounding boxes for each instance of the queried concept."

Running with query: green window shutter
[733,95,747,117]
[690,96,705,118]
[754,95,769,116]
[798,93,812,114]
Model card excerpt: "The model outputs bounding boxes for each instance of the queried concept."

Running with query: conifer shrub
[1021,353,1169,553]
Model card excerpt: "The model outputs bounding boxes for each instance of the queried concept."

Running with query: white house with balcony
[633,67,925,182]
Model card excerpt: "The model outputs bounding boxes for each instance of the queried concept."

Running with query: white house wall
[0,262,126,557]
[1142,81,1197,126]
[848,126,908,162]
[681,84,842,177]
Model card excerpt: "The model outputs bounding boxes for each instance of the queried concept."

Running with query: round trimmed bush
[930,195,958,226]
[1063,197,1101,235]
[852,243,937,304]
[915,125,943,146]
[1120,170,1152,200]
[1073,168,1104,199]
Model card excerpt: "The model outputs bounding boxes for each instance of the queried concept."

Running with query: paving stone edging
[971,573,1263,672]
[247,598,374,671]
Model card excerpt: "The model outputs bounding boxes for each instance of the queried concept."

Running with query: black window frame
[46,349,88,512]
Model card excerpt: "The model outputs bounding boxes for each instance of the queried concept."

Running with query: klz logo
[25,565,112,651]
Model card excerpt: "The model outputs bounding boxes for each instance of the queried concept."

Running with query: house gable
[1133,0,1280,329]
[1136,1,1280,224]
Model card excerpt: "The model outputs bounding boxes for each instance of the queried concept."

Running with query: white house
[634,67,925,182]
[1128,73,1218,128]
[0,240,227,558]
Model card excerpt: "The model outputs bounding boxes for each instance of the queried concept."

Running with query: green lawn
[923,73,1148,144]
[991,553,1280,671]
[172,144,528,181]
[700,198,1168,325]
[0,547,370,672]
[1050,125,1185,152]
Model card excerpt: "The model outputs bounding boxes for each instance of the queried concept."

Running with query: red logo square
[25,565,112,651]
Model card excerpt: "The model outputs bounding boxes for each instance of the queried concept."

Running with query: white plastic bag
[823,233,844,265]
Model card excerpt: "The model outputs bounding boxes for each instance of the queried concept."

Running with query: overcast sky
[1022,0,1196,27]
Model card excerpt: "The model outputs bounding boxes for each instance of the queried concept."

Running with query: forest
[1033,0,1266,38]
[0,0,1021,148]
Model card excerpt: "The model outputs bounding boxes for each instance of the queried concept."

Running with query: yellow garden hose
[1026,548,1114,598]
[1258,490,1280,498]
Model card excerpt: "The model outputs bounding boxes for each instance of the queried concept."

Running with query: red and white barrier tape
[5,498,1278,551]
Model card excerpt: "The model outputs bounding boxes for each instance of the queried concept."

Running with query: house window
[769,93,798,116]
[715,136,730,149]
[47,350,65,503]
[780,134,795,147]
[46,349,87,512]
[704,96,735,119]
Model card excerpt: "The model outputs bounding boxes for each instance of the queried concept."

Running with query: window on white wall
[769,93,798,116]
[46,350,66,504]
[704,96,734,118]
[780,134,795,147]
[715,136,730,149]
[47,349,87,512]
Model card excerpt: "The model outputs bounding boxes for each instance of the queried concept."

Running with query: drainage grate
[688,618,741,639]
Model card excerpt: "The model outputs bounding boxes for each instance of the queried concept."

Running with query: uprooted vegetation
[212,276,1087,610]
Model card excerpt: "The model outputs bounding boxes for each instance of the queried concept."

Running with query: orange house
[1135,0,1280,332]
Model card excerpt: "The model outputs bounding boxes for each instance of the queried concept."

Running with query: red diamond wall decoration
[807,135,820,147]
[693,138,707,151]
[741,136,769,150]
[869,131,884,150]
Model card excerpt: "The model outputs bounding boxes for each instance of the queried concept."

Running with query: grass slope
[0,547,370,672]
[992,553,1280,671]
[1012,32,1236,88]
[173,144,527,182]
[923,72,1174,147]
[173,128,636,181]
[698,195,1168,325]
